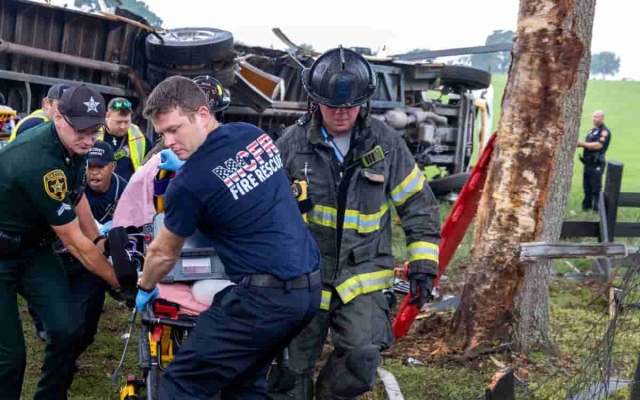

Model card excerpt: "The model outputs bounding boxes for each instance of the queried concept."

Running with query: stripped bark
[451,0,597,353]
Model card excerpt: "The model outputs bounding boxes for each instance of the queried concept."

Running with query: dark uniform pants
[0,246,81,400]
[269,289,394,400]
[582,163,605,211]
[161,280,322,400]
[28,261,107,353]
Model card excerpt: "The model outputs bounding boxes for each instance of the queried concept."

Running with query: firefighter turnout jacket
[277,110,441,310]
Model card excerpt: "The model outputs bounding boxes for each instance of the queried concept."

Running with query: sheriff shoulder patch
[43,169,68,201]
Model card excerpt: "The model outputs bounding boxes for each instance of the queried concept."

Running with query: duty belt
[0,230,56,255]
[239,270,322,290]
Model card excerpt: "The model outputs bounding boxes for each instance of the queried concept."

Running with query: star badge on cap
[84,97,100,113]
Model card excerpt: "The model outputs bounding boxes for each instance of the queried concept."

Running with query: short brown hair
[143,76,208,120]
[108,97,133,117]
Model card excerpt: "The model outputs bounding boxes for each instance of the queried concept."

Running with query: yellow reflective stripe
[335,270,394,304]
[10,110,49,141]
[308,205,338,228]
[97,125,146,170]
[344,202,389,233]
[407,241,439,263]
[390,165,425,207]
[128,124,146,171]
[320,290,332,310]
[309,203,389,234]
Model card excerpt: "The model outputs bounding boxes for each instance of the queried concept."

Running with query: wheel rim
[163,29,220,42]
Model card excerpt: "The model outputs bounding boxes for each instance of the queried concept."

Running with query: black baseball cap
[58,84,107,131]
[46,83,72,100]
[87,140,115,167]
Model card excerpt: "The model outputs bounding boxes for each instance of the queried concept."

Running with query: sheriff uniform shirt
[163,122,320,283]
[0,122,86,234]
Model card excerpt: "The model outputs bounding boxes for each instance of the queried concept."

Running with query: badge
[114,148,127,161]
[43,169,68,201]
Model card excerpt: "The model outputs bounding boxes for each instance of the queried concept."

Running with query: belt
[239,270,322,290]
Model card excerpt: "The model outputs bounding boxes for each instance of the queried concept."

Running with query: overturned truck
[0,0,492,194]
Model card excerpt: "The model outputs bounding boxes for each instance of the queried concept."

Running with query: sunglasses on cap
[110,100,132,111]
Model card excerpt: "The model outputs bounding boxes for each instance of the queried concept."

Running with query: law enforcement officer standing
[577,110,612,212]
[271,47,442,400]
[9,83,71,140]
[97,97,149,181]
[135,76,322,399]
[0,84,130,399]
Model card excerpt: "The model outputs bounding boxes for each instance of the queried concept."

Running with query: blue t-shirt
[164,122,320,282]
[85,173,127,224]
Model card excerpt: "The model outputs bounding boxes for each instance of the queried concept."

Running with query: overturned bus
[0,0,494,195]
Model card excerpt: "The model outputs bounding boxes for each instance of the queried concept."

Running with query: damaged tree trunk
[451,0,597,354]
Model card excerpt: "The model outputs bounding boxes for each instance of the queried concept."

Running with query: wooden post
[630,353,640,400]
[604,161,624,241]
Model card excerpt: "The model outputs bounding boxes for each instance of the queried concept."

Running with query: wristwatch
[137,277,156,293]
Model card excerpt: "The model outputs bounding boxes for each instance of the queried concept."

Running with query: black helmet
[302,47,377,108]
[192,75,231,113]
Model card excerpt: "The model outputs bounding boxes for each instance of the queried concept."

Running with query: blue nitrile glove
[158,149,185,172]
[136,286,159,312]
[99,220,112,235]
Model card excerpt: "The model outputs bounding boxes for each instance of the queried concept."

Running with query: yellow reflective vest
[97,124,146,171]
[9,109,49,142]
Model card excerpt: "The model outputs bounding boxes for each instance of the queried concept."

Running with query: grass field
[18,76,640,398]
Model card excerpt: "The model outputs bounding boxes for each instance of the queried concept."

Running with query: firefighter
[9,83,71,140]
[271,47,442,399]
[577,110,612,212]
[96,97,149,181]
[135,76,322,398]
[0,84,132,399]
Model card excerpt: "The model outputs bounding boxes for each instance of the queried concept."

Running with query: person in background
[577,110,612,212]
[9,83,71,140]
[84,140,127,228]
[96,97,149,181]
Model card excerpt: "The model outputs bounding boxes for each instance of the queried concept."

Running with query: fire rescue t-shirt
[163,122,320,283]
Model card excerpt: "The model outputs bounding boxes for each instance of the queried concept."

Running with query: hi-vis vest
[9,109,49,141]
[98,124,146,171]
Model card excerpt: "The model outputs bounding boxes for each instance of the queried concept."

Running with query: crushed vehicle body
[0,0,492,194]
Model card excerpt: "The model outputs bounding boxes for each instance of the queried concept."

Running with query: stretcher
[116,214,294,399]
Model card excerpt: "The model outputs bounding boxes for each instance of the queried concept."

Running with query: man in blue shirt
[135,76,321,399]
[85,140,127,225]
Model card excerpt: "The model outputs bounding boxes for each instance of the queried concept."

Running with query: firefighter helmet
[302,47,377,108]
[192,75,231,113]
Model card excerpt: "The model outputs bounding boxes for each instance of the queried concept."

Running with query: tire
[440,66,491,90]
[146,63,236,88]
[146,28,234,68]
[428,172,470,196]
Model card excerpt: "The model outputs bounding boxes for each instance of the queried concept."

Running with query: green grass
[18,77,640,398]
[490,75,640,212]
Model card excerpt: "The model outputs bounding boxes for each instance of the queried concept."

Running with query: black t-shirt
[164,122,320,282]
[84,173,127,224]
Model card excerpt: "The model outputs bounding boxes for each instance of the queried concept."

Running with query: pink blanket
[157,283,209,316]
[112,152,161,228]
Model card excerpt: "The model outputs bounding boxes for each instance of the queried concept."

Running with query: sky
[140,0,637,80]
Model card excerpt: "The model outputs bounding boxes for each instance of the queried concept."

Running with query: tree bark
[451,0,597,354]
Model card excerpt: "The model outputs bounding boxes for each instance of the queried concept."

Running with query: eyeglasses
[110,101,132,111]
[63,115,103,139]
